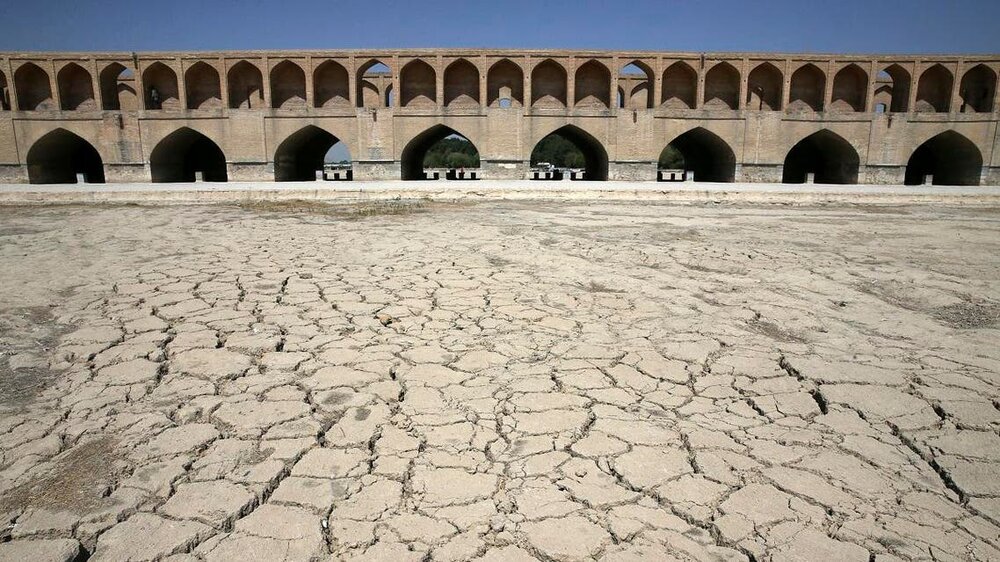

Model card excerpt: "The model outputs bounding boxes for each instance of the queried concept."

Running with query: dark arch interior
[27,129,105,184]
[401,125,480,180]
[905,132,982,186]
[658,128,736,182]
[530,126,608,181]
[782,131,859,184]
[274,126,348,181]
[150,128,227,182]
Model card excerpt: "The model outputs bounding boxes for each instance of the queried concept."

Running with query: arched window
[270,60,307,109]
[788,64,825,112]
[960,64,997,113]
[400,59,436,107]
[99,63,136,111]
[0,70,9,110]
[184,62,221,110]
[747,63,782,111]
[487,59,524,107]
[14,63,53,111]
[661,61,697,109]
[142,62,179,110]
[831,64,867,112]
[915,64,953,113]
[574,60,611,108]
[703,62,739,109]
[313,60,350,108]
[531,59,567,108]
[878,65,911,113]
[357,60,391,109]
[621,61,653,109]
[444,59,480,107]
[57,63,95,111]
[227,61,264,109]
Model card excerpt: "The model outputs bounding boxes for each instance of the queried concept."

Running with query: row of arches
[2,58,995,113]
[23,125,985,186]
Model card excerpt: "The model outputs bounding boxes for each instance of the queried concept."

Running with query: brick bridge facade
[0,49,998,185]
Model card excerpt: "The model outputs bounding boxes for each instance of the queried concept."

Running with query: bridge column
[347,55,357,107]
[781,59,791,110]
[523,57,532,111]
[262,56,272,108]
[738,57,749,110]
[391,55,401,109]
[907,60,920,114]
[866,60,878,113]
[48,60,61,111]
[823,60,835,112]
[176,57,187,110]
[610,55,619,112]
[695,57,705,109]
[219,58,230,109]
[652,57,662,109]
[90,58,103,110]
[479,55,487,107]
[949,60,963,113]
[566,57,575,109]
[435,55,444,108]
[304,56,314,108]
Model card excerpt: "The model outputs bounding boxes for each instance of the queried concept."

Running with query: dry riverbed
[0,200,998,561]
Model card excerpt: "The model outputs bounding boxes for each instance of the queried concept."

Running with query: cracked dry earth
[0,200,999,562]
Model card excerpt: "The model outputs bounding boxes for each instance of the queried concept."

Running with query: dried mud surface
[0,201,998,561]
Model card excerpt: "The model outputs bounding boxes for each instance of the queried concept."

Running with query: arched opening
[960,64,996,113]
[878,65,910,113]
[227,61,264,109]
[704,62,739,109]
[905,131,982,186]
[184,62,221,110]
[401,125,480,180]
[0,70,9,110]
[400,59,436,107]
[529,125,608,181]
[26,129,104,184]
[100,63,136,111]
[15,63,53,111]
[487,59,523,107]
[574,60,610,108]
[657,128,736,182]
[661,61,697,109]
[443,59,480,107]
[617,87,626,109]
[621,61,653,109]
[271,60,306,109]
[747,62,782,110]
[789,64,825,112]
[531,59,567,108]
[782,130,859,184]
[357,60,391,109]
[274,125,351,181]
[916,64,953,113]
[57,63,95,111]
[831,64,867,112]
[150,127,227,182]
[142,62,179,110]
[314,60,350,108]
[385,84,394,108]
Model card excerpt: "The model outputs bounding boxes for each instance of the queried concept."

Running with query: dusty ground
[0,199,998,562]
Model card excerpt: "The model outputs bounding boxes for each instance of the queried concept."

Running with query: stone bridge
[0,49,998,185]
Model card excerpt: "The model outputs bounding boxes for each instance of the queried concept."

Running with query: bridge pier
[481,160,528,180]
[738,164,783,183]
[354,160,400,181]
[608,161,657,181]
[0,164,27,183]
[864,165,907,185]
[226,163,271,182]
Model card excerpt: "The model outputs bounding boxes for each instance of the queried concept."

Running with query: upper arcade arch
[621,61,654,109]
[400,59,437,107]
[876,65,910,113]
[314,60,350,108]
[704,62,739,110]
[747,62,782,111]
[444,59,480,108]
[227,61,264,109]
[487,59,523,107]
[831,64,867,112]
[99,63,136,111]
[960,64,996,113]
[57,63,95,111]
[150,127,227,182]
[15,63,53,111]
[788,64,825,112]
[271,60,307,109]
[184,62,221,110]
[142,62,179,110]
[26,128,104,184]
[905,131,982,186]
[574,60,611,108]
[357,60,392,109]
[0,70,9,111]
[915,64,953,113]
[531,59,567,108]
[782,130,859,184]
[661,61,697,109]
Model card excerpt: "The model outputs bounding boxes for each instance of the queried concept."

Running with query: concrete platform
[2,180,1000,205]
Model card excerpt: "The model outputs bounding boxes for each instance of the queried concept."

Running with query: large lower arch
[782,130,859,184]
[274,125,348,181]
[150,127,227,182]
[26,129,105,184]
[659,128,736,182]
[904,131,982,186]
[530,125,608,181]
[400,125,479,180]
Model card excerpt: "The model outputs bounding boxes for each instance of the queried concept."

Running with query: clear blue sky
[1,0,998,54]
